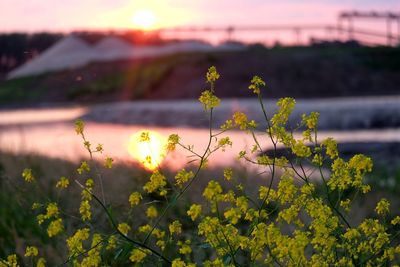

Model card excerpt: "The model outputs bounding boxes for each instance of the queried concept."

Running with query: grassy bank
[1,45,400,106]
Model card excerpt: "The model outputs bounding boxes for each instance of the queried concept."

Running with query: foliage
[1,66,400,266]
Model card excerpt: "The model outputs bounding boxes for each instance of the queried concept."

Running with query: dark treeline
[0,33,62,74]
[0,30,162,75]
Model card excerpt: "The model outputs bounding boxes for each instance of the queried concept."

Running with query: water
[1,101,400,170]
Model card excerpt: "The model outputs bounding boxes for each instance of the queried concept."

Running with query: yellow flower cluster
[22,168,35,182]
[375,198,390,215]
[178,240,192,255]
[24,246,38,257]
[66,228,90,256]
[248,75,265,95]
[77,161,90,174]
[55,176,69,189]
[167,133,180,151]
[130,249,148,263]
[146,205,158,219]
[206,66,220,84]
[35,202,64,237]
[74,119,84,135]
[104,156,113,168]
[0,254,18,267]
[187,204,202,221]
[117,223,131,235]
[128,191,142,207]
[175,168,194,188]
[169,220,182,235]
[143,170,167,196]
[199,90,220,110]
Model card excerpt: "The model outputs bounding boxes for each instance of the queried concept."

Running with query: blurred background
[0,0,400,260]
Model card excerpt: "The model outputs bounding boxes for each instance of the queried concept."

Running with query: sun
[132,9,157,30]
[128,130,167,171]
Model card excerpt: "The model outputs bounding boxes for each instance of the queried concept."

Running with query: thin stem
[143,107,215,244]
[80,132,106,205]
[75,181,171,264]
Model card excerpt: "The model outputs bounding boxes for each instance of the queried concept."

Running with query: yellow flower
[44,202,59,219]
[167,134,180,151]
[206,66,220,83]
[118,223,131,235]
[47,218,63,237]
[95,143,103,153]
[322,137,338,159]
[187,204,202,221]
[77,161,90,174]
[106,235,118,250]
[24,246,38,257]
[375,198,390,215]
[172,258,196,267]
[83,140,91,150]
[56,176,70,189]
[36,258,46,267]
[140,131,150,142]
[224,208,241,224]
[199,90,220,110]
[129,249,148,263]
[271,97,296,126]
[146,206,158,219]
[31,202,41,210]
[223,168,233,181]
[74,119,85,135]
[143,170,167,194]
[169,220,182,235]
[175,169,194,188]
[302,112,320,129]
[128,192,142,207]
[232,111,248,130]
[178,240,192,255]
[391,216,400,225]
[79,200,91,221]
[22,168,35,182]
[1,254,18,267]
[67,228,90,256]
[217,137,232,151]
[203,180,223,201]
[249,75,265,95]
[104,156,113,169]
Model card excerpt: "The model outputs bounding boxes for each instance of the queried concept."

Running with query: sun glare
[128,130,167,171]
[132,9,156,30]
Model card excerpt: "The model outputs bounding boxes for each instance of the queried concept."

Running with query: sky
[0,0,399,32]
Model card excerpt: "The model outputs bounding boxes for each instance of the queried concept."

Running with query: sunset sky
[0,0,398,32]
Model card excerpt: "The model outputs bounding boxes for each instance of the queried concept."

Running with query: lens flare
[128,130,167,171]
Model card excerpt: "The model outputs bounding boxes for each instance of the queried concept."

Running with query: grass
[0,75,46,103]
[67,55,180,100]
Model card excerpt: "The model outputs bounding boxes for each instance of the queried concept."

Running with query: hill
[1,45,400,106]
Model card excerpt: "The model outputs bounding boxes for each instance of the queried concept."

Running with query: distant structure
[160,10,400,47]
[7,36,245,79]
[338,11,400,46]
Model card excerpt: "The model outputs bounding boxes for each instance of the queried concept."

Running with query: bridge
[157,11,400,46]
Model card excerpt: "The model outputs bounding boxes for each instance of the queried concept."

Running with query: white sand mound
[94,36,135,61]
[8,36,246,79]
[8,35,97,79]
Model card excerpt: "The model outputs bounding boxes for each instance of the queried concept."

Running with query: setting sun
[128,130,167,171]
[132,9,156,30]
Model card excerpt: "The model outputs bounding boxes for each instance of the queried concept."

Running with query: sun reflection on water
[127,130,167,171]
